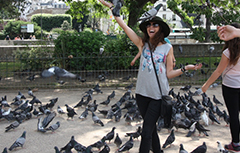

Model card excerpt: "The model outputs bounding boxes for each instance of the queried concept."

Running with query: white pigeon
[217,141,227,153]
[137,3,163,22]
[201,110,209,126]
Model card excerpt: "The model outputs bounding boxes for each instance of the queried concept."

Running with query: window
[172,15,176,21]
[163,14,166,19]
[163,5,166,11]
[59,5,61,8]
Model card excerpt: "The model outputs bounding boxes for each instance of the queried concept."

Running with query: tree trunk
[205,17,211,42]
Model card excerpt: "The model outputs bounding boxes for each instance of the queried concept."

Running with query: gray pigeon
[137,4,163,22]
[114,133,122,147]
[5,120,20,132]
[92,112,104,126]
[9,131,26,151]
[179,144,188,153]
[79,108,89,119]
[45,121,60,132]
[162,129,175,148]
[2,147,7,153]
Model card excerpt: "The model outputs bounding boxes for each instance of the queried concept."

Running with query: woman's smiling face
[146,22,160,39]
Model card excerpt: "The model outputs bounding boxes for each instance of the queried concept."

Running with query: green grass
[0,62,23,77]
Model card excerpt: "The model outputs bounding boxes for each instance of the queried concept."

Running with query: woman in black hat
[99,1,202,152]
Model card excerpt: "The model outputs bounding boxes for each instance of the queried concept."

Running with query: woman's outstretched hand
[185,63,202,71]
[99,0,113,8]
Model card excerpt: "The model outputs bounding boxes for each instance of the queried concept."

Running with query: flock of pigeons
[0,83,230,153]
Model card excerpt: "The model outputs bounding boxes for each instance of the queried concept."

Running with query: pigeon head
[139,16,170,37]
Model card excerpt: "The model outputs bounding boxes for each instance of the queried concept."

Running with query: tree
[0,0,26,20]
[62,0,157,28]
[167,0,240,42]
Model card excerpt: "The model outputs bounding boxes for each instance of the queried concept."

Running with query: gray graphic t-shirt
[135,43,172,100]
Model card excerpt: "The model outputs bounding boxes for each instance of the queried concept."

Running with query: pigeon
[60,136,75,152]
[99,143,110,153]
[217,141,228,153]
[125,83,134,90]
[45,121,60,132]
[100,97,111,106]
[190,142,207,153]
[92,112,104,126]
[186,121,197,137]
[90,136,106,150]
[179,44,183,54]
[41,66,77,78]
[201,110,209,126]
[54,146,61,153]
[87,100,98,112]
[125,126,142,139]
[74,97,84,108]
[9,131,26,151]
[82,146,93,153]
[209,108,220,124]
[179,144,188,153]
[29,96,42,105]
[123,75,131,81]
[38,111,56,132]
[65,104,77,119]
[98,109,108,117]
[79,108,89,119]
[5,120,20,132]
[209,46,215,53]
[107,0,124,17]
[27,74,35,81]
[223,110,230,126]
[137,3,163,22]
[213,95,223,106]
[2,147,7,153]
[180,85,192,91]
[28,88,34,97]
[57,106,65,115]
[195,122,210,136]
[114,133,122,147]
[117,136,134,152]
[162,129,175,148]
[210,82,220,88]
[105,127,116,143]
[108,90,115,99]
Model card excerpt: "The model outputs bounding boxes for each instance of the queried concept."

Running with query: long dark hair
[222,22,240,66]
[141,24,166,52]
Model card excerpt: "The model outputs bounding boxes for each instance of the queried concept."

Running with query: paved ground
[0,85,231,153]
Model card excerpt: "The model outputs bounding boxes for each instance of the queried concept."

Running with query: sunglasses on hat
[146,23,159,28]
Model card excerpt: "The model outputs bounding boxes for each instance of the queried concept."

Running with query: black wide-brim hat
[139,16,170,37]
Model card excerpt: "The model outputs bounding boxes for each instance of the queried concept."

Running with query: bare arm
[131,50,142,66]
[166,47,202,79]
[202,53,229,92]
[98,0,143,49]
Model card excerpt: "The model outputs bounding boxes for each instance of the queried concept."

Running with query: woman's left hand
[185,63,202,71]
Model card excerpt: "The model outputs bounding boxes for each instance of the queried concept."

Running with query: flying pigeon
[162,129,175,148]
[137,4,163,22]
[9,131,26,151]
[41,66,77,78]
[109,0,124,17]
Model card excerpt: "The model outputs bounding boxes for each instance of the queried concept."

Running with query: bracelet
[181,66,186,73]
[110,5,114,9]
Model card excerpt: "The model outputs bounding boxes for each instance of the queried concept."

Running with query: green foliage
[0,0,26,19]
[190,27,205,42]
[53,30,138,70]
[51,28,64,34]
[167,0,240,42]
[31,14,72,32]
[13,46,54,71]
[61,20,72,31]
[3,20,43,39]
[0,31,5,40]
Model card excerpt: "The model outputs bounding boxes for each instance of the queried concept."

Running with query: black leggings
[222,84,240,143]
[136,94,162,153]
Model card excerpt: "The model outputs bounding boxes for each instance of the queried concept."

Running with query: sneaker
[225,142,240,153]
